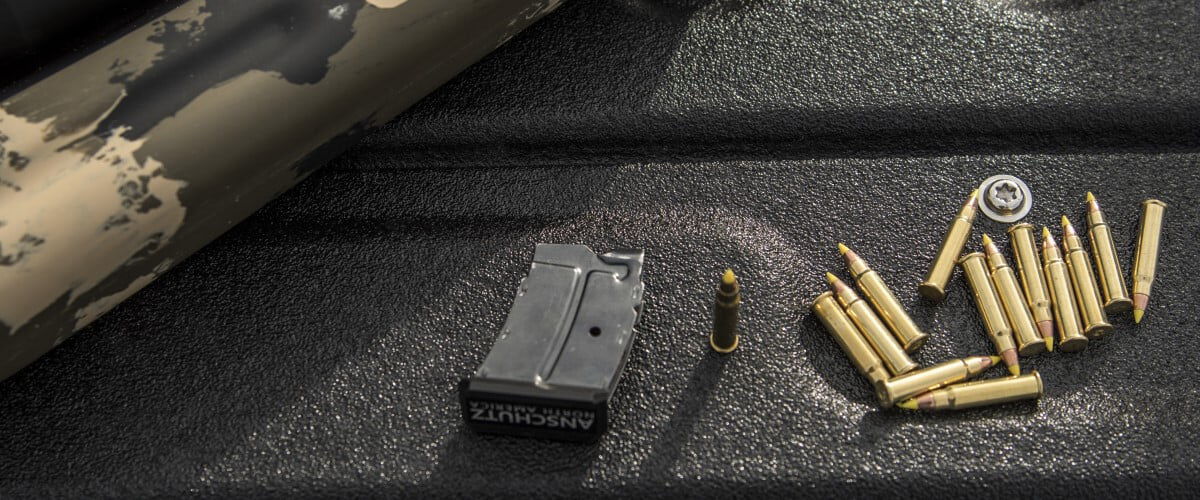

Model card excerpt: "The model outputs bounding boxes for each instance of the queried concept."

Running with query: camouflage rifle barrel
[0,0,564,381]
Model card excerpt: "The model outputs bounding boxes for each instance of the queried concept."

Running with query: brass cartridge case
[811,292,889,387]
[1132,199,1167,323]
[919,190,979,302]
[874,356,997,408]
[1007,224,1055,345]
[1062,217,1113,338]
[1086,193,1132,314]
[711,269,741,353]
[905,371,1043,410]
[959,253,1019,373]
[1041,228,1088,352]
[843,245,928,353]
[829,273,917,376]
[983,235,1045,355]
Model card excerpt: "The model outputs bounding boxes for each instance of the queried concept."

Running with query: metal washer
[977,174,1033,223]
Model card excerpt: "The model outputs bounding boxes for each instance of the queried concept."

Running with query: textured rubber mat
[1,0,1198,497]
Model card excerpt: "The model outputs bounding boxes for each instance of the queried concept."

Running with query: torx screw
[988,180,1023,212]
[976,174,1033,223]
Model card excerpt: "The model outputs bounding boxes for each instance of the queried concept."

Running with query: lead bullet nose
[1038,321,1054,338]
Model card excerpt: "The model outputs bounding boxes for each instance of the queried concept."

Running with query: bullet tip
[1045,337,1054,352]
[1086,191,1095,202]
[722,269,737,286]
[1009,365,1021,377]
[1001,349,1018,371]
[824,271,838,284]
[837,243,849,255]
[896,399,918,410]
[989,355,1002,367]
[981,233,993,246]
[1133,309,1144,323]
[1061,215,1071,226]
[1041,226,1051,239]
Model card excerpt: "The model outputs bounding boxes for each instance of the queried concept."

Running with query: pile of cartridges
[813,190,1166,411]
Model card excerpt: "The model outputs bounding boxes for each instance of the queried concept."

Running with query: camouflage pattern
[0,0,564,381]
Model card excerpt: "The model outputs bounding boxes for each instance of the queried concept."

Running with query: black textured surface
[2,0,1200,497]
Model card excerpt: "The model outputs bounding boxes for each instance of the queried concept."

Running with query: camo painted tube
[0,0,564,381]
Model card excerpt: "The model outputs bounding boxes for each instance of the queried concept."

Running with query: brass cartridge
[1041,228,1088,352]
[841,243,928,353]
[959,252,1020,375]
[874,356,998,408]
[711,269,741,353]
[827,272,917,376]
[1062,216,1113,338]
[919,190,979,302]
[982,234,1047,355]
[1132,199,1167,324]
[811,292,889,387]
[899,371,1043,410]
[1085,192,1132,314]
[1007,223,1055,346]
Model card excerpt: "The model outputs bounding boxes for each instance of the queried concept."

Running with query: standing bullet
[811,292,890,387]
[897,371,1043,411]
[1007,223,1055,347]
[874,356,999,408]
[1041,227,1089,352]
[959,253,1020,376]
[711,269,741,353]
[919,189,979,302]
[982,234,1047,355]
[827,272,917,376]
[1132,199,1167,323]
[1086,192,1133,314]
[840,243,928,353]
[1062,216,1114,338]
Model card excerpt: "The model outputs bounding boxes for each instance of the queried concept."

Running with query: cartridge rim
[892,359,919,377]
[1142,199,1168,209]
[902,333,929,354]
[957,252,986,264]
[709,332,739,353]
[873,379,893,408]
[811,291,835,310]
[1031,369,1044,398]
[1103,297,1133,315]
[917,282,946,302]
[1084,322,1114,339]
[1005,222,1036,234]
[1059,336,1089,353]
[1017,339,1047,356]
